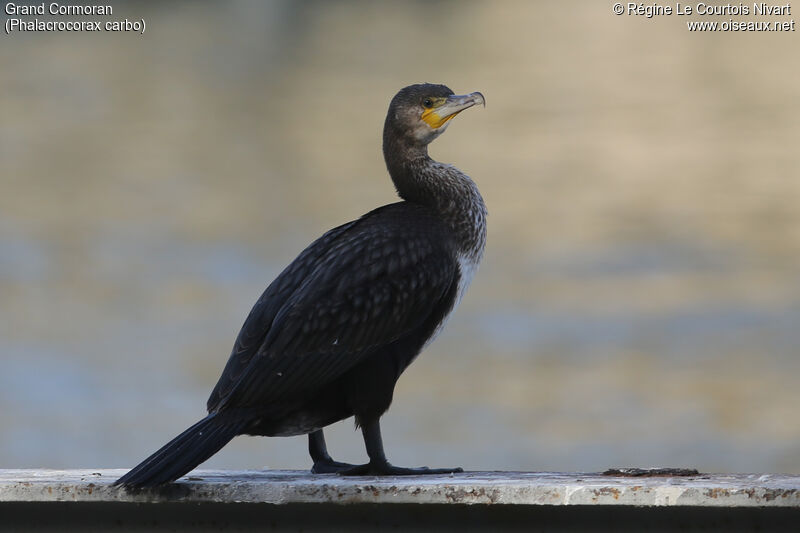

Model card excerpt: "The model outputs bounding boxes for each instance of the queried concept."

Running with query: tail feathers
[114,413,246,488]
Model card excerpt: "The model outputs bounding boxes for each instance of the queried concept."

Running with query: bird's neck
[383,136,487,259]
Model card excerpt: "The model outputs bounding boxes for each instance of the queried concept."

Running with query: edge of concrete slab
[1,469,798,507]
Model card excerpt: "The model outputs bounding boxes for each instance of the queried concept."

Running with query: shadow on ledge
[2,501,800,532]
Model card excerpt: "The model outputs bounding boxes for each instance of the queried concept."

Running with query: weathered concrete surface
[1,469,798,507]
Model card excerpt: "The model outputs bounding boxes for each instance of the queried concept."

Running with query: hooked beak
[421,91,485,129]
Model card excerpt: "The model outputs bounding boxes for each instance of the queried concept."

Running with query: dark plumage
[115,83,486,488]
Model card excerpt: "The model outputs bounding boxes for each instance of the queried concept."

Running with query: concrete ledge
[1,469,798,507]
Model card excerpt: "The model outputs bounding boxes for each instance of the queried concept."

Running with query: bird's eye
[422,98,434,108]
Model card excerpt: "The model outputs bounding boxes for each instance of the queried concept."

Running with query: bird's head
[385,83,485,148]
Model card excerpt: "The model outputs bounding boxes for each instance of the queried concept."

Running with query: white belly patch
[422,252,481,350]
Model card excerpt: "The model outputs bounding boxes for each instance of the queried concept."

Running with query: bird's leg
[308,429,357,473]
[337,419,464,476]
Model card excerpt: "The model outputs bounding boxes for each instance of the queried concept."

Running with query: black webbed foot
[311,458,360,474]
[309,429,360,474]
[338,419,464,476]
[337,460,463,476]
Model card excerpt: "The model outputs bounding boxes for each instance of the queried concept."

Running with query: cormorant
[115,83,486,488]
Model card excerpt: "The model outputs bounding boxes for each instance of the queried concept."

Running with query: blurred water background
[1,1,799,474]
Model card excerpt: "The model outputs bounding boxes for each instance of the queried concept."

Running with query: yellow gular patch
[421,108,456,129]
